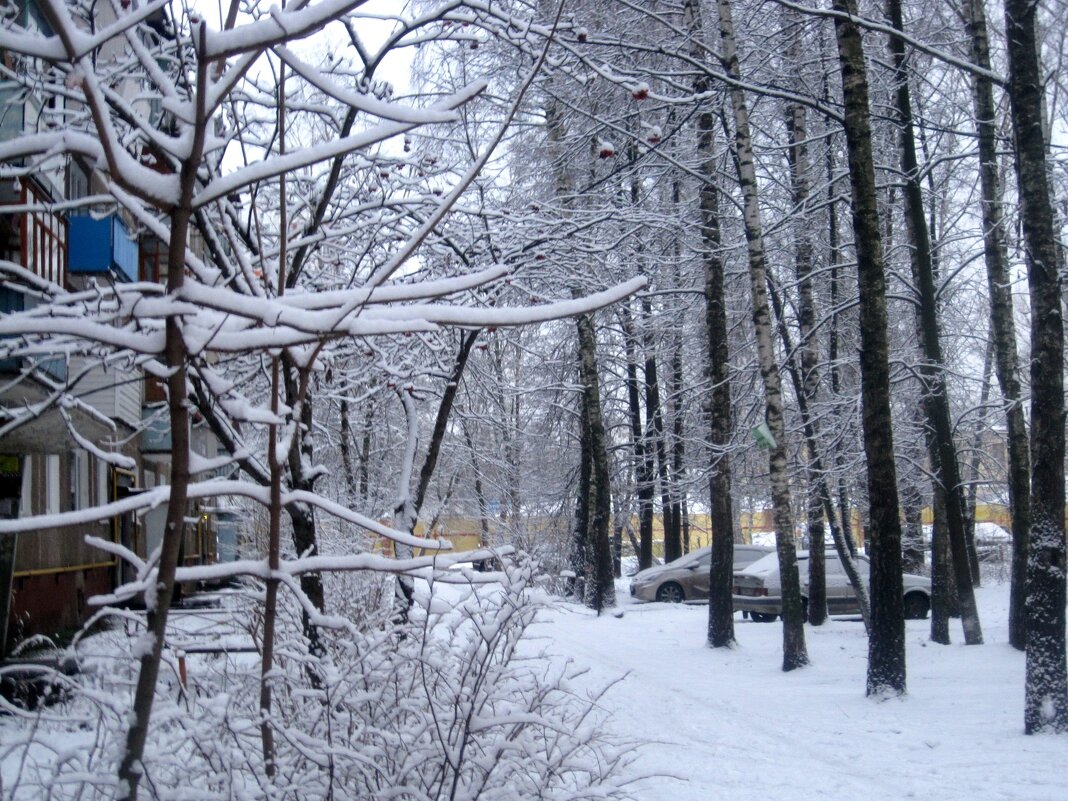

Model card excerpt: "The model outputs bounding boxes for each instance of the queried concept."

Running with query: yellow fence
[377,503,1019,560]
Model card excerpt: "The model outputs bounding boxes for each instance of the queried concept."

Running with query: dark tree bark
[930,482,953,645]
[570,397,591,600]
[1003,0,1068,735]
[687,0,738,648]
[886,0,982,645]
[642,318,678,563]
[576,313,615,613]
[339,398,356,494]
[717,0,807,671]
[831,0,906,696]
[670,342,687,555]
[964,0,1031,651]
[393,331,479,617]
[621,304,655,570]
[784,8,825,626]
[359,407,372,504]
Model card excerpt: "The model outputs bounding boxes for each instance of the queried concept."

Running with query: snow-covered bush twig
[0,559,640,801]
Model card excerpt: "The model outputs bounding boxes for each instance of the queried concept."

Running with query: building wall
[7,564,112,642]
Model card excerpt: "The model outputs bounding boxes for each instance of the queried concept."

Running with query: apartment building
[0,0,221,656]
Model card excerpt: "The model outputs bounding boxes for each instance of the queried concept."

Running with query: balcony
[68,214,138,282]
[74,357,142,429]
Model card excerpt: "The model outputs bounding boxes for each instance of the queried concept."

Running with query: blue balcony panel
[68,215,138,282]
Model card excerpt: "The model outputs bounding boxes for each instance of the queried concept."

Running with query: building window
[139,234,166,283]
[69,449,89,511]
[20,456,31,516]
[45,453,60,515]
[96,460,109,506]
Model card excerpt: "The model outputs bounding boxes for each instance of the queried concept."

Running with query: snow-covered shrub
[0,561,637,800]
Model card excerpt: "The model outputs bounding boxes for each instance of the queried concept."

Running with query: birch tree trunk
[965,0,1031,651]
[716,0,807,671]
[831,0,906,695]
[766,278,871,634]
[784,8,826,626]
[1004,0,1068,735]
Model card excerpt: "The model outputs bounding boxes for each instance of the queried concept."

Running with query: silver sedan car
[630,544,773,603]
[732,550,932,621]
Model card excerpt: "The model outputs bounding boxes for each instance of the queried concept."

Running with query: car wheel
[903,592,929,620]
[750,611,776,622]
[655,582,685,603]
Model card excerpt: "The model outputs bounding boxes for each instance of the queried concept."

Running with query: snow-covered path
[533,583,1066,801]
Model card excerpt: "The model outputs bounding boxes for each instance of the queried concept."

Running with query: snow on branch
[274,45,463,125]
[0,0,171,63]
[203,0,366,60]
[193,80,485,208]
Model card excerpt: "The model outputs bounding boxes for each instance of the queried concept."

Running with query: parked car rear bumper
[731,595,783,616]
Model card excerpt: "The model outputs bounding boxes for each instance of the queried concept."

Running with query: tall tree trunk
[767,278,871,634]
[965,0,1031,651]
[831,0,907,696]
[669,174,686,556]
[1004,0,1068,734]
[393,331,479,615]
[784,7,825,627]
[670,341,686,555]
[339,398,356,495]
[687,0,738,648]
[823,114,856,557]
[359,407,372,504]
[642,310,677,563]
[930,483,953,644]
[570,395,592,600]
[621,304,655,570]
[886,0,982,645]
[282,362,326,675]
[964,338,995,585]
[717,0,807,671]
[576,313,615,613]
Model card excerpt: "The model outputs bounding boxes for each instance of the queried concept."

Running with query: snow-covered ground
[537,581,1066,801]
[3,578,1064,800]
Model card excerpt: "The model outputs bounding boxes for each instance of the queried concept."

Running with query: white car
[732,550,932,621]
[630,544,773,603]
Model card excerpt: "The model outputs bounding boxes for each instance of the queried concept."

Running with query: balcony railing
[68,214,138,282]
